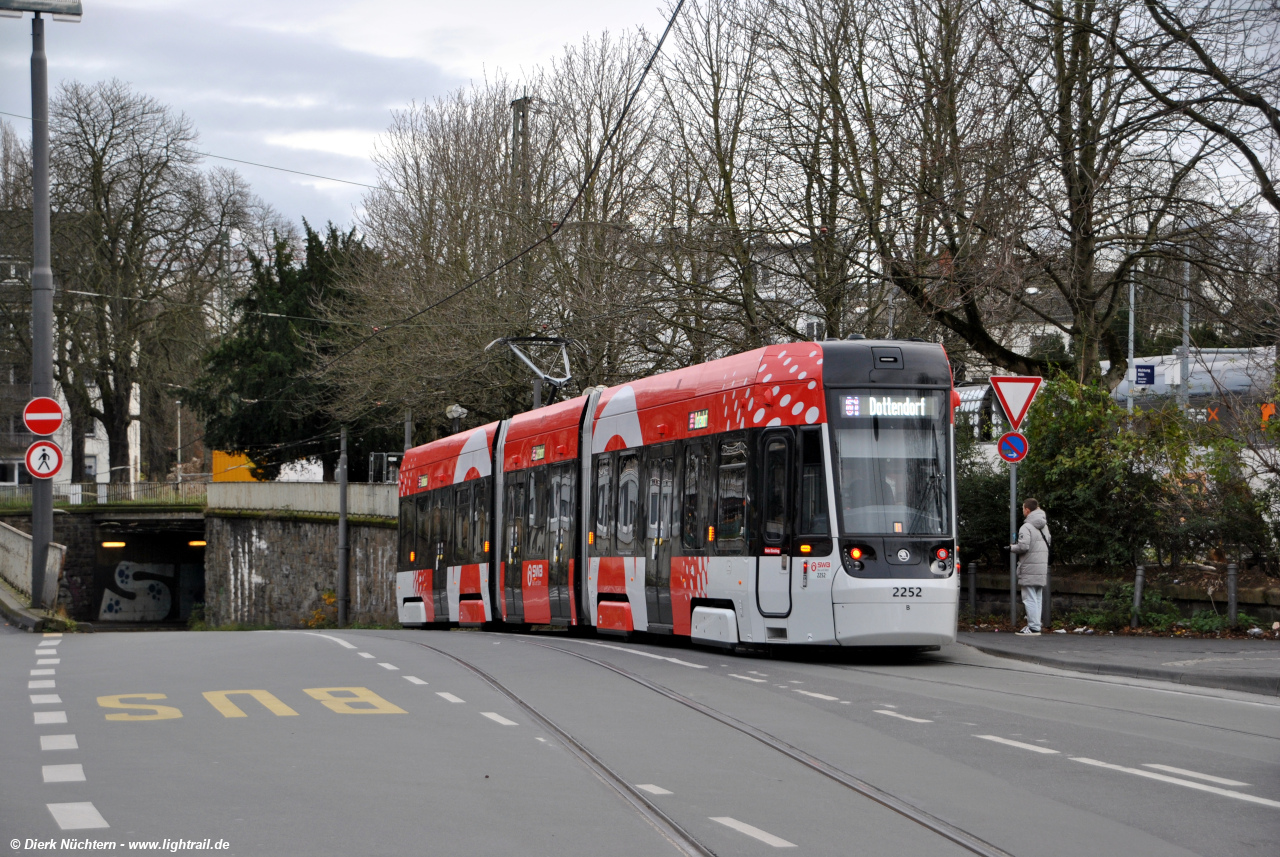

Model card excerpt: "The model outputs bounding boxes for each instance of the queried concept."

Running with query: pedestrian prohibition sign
[26,440,63,480]
[23,397,64,436]
[997,431,1028,464]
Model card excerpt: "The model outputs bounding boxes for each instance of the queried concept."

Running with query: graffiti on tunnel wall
[99,562,174,621]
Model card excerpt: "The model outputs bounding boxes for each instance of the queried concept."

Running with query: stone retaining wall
[204,512,397,627]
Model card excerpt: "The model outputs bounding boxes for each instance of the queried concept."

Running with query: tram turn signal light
[410,551,415,562]
[799,544,812,554]
[588,532,594,545]
[708,526,715,542]
[484,541,490,552]
[849,547,863,560]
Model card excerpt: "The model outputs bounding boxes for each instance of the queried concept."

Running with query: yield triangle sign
[989,376,1043,431]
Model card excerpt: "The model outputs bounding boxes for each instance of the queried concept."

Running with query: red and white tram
[395,339,959,648]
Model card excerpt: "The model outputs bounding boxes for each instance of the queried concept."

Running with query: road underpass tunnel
[94,519,205,624]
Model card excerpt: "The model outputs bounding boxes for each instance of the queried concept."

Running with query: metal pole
[1127,270,1135,412]
[175,400,181,483]
[1042,567,1052,631]
[337,426,349,628]
[1131,564,1145,629]
[403,408,412,452]
[1009,463,1018,628]
[967,561,976,617]
[533,377,542,410]
[1227,562,1237,629]
[1180,262,1190,410]
[29,13,53,612]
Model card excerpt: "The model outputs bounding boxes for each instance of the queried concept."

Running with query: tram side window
[798,428,830,535]
[716,438,748,553]
[761,437,789,545]
[416,491,432,561]
[453,484,471,564]
[681,444,705,551]
[593,456,612,554]
[473,478,490,562]
[527,468,548,558]
[616,451,640,554]
[432,490,452,564]
[399,497,417,568]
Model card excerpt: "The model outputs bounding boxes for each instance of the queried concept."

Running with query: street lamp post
[0,1,83,611]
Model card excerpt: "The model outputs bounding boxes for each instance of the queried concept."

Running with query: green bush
[1066,582,1179,631]
[956,424,1011,566]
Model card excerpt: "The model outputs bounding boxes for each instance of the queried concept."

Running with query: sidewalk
[0,575,68,633]
[958,632,1280,696]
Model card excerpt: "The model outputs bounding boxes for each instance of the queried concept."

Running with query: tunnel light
[101,541,125,548]
[189,540,207,547]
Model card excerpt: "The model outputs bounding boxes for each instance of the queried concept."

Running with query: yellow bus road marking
[97,694,183,721]
[304,687,407,714]
[203,690,299,718]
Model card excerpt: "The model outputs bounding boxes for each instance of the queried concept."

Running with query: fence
[0,481,209,509]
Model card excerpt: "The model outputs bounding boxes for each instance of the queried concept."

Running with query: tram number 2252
[892,587,923,598]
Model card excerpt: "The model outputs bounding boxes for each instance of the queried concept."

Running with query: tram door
[503,477,526,621]
[548,462,576,622]
[644,445,676,627]
[758,429,794,616]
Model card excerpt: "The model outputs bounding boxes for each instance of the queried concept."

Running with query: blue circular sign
[997,431,1028,463]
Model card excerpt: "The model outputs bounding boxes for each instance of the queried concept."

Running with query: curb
[960,640,1280,697]
[0,580,45,632]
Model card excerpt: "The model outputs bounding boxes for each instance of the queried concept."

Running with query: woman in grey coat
[1010,498,1050,634]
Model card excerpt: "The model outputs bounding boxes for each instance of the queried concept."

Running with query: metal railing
[0,481,209,509]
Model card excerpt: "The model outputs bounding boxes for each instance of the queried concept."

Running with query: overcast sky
[0,0,667,229]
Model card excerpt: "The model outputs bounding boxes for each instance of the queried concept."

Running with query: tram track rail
[378,631,1017,857]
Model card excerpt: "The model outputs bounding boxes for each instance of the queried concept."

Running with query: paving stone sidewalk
[958,631,1280,696]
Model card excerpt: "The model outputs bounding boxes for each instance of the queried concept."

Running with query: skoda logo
[897,549,911,562]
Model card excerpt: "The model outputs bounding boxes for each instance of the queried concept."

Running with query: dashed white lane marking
[37,659,59,665]
[403,676,428,685]
[839,701,851,705]
[42,764,86,783]
[1142,764,1248,787]
[29,680,55,689]
[42,638,61,644]
[30,694,62,705]
[34,711,67,725]
[481,712,518,726]
[357,652,375,659]
[47,802,109,830]
[875,709,932,723]
[298,632,358,649]
[31,669,55,675]
[1073,758,1280,808]
[710,817,796,848]
[635,784,672,795]
[794,689,838,701]
[35,649,57,656]
[535,737,548,743]
[748,671,768,676]
[41,735,77,751]
[569,639,708,669]
[729,674,766,683]
[43,632,62,637]
[975,735,1059,754]
[377,663,399,670]
[788,680,802,684]
[437,692,465,704]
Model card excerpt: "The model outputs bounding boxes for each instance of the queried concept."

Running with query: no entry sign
[23,397,64,436]
[26,440,63,480]
[997,431,1029,464]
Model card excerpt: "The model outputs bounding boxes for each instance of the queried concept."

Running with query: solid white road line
[357,652,375,659]
[31,669,55,675]
[41,735,77,751]
[1072,758,1280,808]
[729,674,766,683]
[1142,764,1248,787]
[481,712,518,726]
[298,632,357,649]
[794,689,839,701]
[30,694,62,705]
[710,817,796,848]
[436,692,465,704]
[635,784,672,795]
[875,709,932,723]
[975,735,1060,754]
[34,711,67,725]
[29,680,55,689]
[403,676,428,685]
[569,639,708,669]
[42,764,86,783]
[377,663,399,670]
[37,659,59,665]
[47,802,109,830]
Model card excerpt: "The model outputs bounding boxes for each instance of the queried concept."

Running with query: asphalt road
[2,623,1277,856]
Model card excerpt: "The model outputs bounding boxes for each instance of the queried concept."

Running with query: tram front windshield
[827,389,950,536]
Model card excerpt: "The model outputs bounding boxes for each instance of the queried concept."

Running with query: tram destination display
[841,394,936,418]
